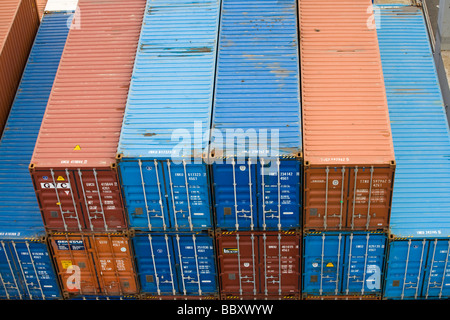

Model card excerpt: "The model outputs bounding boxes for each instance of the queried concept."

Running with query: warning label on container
[223,248,238,254]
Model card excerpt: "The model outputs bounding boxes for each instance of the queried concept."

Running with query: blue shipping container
[376,5,450,299]
[302,232,387,297]
[117,0,220,232]
[132,232,218,296]
[0,11,72,300]
[210,0,302,231]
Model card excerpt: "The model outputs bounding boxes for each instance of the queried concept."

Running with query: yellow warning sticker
[61,260,72,269]
[73,145,81,151]
[326,262,334,268]
[57,176,65,181]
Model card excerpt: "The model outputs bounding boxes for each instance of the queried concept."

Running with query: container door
[90,235,138,295]
[10,241,61,300]
[49,235,100,295]
[164,161,212,231]
[32,169,85,232]
[257,159,301,230]
[259,232,300,296]
[0,241,24,299]
[422,239,450,299]
[173,234,217,296]
[217,233,260,295]
[304,167,349,231]
[75,168,126,232]
[118,160,170,231]
[384,240,428,299]
[133,234,178,295]
[303,233,344,296]
[342,233,386,295]
[346,166,393,230]
[213,160,258,230]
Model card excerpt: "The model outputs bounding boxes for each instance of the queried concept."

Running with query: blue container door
[384,240,428,299]
[119,160,170,231]
[164,161,212,231]
[0,241,24,299]
[11,241,61,300]
[303,234,345,295]
[342,233,386,295]
[133,234,178,295]
[213,160,258,230]
[257,159,301,230]
[173,234,217,295]
[422,239,450,299]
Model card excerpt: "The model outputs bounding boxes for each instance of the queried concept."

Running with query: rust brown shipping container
[0,0,39,135]
[48,233,138,297]
[34,0,47,19]
[29,0,146,233]
[216,230,301,298]
[221,294,300,300]
[299,0,396,232]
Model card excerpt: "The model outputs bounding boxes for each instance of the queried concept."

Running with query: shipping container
[210,0,301,232]
[69,295,137,300]
[220,294,299,300]
[0,0,40,135]
[216,230,301,298]
[375,5,450,300]
[29,0,146,233]
[34,0,47,19]
[140,294,219,300]
[0,237,61,300]
[299,0,396,232]
[132,232,217,297]
[48,233,138,298]
[302,232,387,298]
[117,0,220,232]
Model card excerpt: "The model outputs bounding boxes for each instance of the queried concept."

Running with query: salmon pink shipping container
[29,0,146,233]
[0,0,40,135]
[299,0,396,232]
[216,230,301,299]
[48,233,138,298]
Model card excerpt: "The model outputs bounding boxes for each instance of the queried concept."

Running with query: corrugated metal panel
[132,232,218,296]
[0,12,72,239]
[376,5,450,238]
[117,0,220,232]
[302,232,386,298]
[29,0,146,233]
[0,240,61,300]
[211,0,301,231]
[299,0,396,232]
[0,0,39,135]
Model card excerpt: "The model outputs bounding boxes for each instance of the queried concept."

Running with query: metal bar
[192,234,202,296]
[320,233,325,296]
[236,234,242,295]
[438,240,450,299]
[339,167,345,230]
[365,166,374,230]
[12,241,32,299]
[324,167,329,230]
[25,242,45,300]
[147,234,161,295]
[90,234,110,295]
[50,169,68,231]
[232,159,239,231]
[105,234,124,295]
[182,160,194,231]
[278,233,282,295]
[263,234,268,295]
[1,241,21,299]
[261,159,266,230]
[167,160,179,231]
[248,159,254,230]
[277,158,281,231]
[164,234,176,295]
[138,159,153,231]
[346,234,353,295]
[175,235,186,295]
[93,168,108,231]
[351,167,358,230]
[335,234,342,295]
[416,239,427,299]
[251,233,257,296]
[425,239,438,299]
[78,169,94,231]
[65,169,83,231]
[401,239,412,300]
[361,233,370,295]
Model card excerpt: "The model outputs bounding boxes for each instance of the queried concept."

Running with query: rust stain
[143,133,156,137]
[187,46,212,53]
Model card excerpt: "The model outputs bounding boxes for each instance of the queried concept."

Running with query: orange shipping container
[299,0,395,232]
[48,233,138,298]
[34,0,47,20]
[0,0,39,134]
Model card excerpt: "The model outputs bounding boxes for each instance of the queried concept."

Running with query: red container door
[75,168,126,232]
[49,235,100,296]
[217,232,260,296]
[346,166,394,231]
[90,235,138,295]
[259,232,300,296]
[304,166,349,231]
[32,169,86,232]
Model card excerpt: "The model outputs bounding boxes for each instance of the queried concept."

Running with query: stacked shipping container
[29,0,146,299]
[0,4,73,300]
[0,0,40,136]
[376,5,450,300]
[299,0,394,299]
[212,0,302,299]
[117,0,221,299]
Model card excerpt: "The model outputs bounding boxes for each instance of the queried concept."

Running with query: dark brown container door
[49,235,100,296]
[75,168,126,232]
[346,166,394,230]
[259,232,300,296]
[304,166,349,230]
[32,169,86,232]
[90,235,138,295]
[217,232,260,296]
